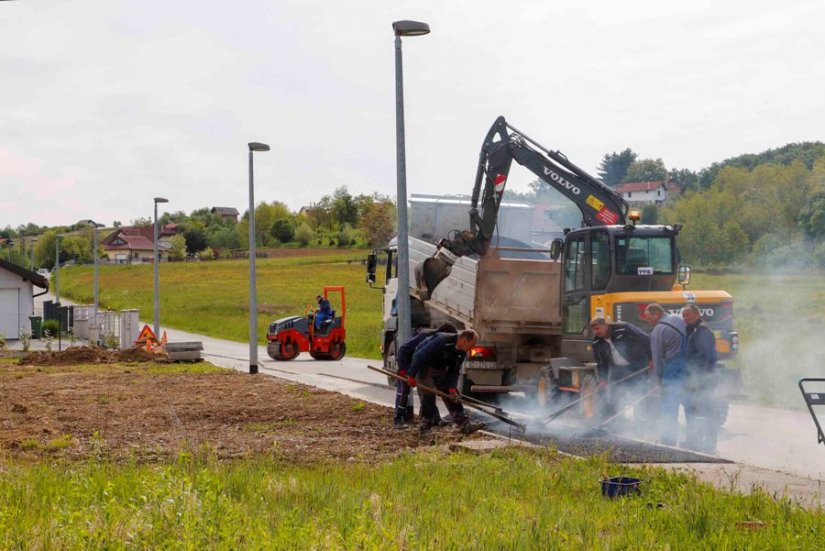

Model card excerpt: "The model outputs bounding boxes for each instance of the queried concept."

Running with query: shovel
[368,365,527,433]
[540,367,649,426]
[581,384,661,438]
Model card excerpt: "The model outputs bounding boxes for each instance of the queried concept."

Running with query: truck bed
[408,237,562,335]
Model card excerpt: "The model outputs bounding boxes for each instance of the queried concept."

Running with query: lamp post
[79,220,104,315]
[55,234,64,304]
[392,20,430,344]
[153,198,168,338]
[247,141,270,375]
[29,237,37,270]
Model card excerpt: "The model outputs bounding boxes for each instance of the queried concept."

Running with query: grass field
[59,252,384,359]
[2,449,823,549]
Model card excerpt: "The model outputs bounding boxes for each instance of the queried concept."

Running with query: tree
[183,223,208,254]
[130,217,152,227]
[270,218,295,243]
[168,234,187,261]
[623,158,668,183]
[668,168,699,193]
[597,149,638,187]
[641,204,658,225]
[799,191,825,240]
[294,223,314,246]
[359,200,396,247]
[331,186,358,228]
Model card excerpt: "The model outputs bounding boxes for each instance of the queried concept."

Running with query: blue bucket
[601,476,642,498]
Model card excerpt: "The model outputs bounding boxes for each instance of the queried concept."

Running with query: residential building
[0,258,49,339]
[101,225,176,264]
[615,181,667,207]
[211,207,240,223]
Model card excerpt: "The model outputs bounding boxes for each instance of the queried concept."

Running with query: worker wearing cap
[314,294,332,330]
[406,329,485,435]
[644,303,687,447]
[682,304,719,453]
[590,317,652,425]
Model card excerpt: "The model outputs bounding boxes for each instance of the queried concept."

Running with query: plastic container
[601,476,642,498]
[29,316,43,339]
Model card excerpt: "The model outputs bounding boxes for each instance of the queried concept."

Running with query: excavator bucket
[415,256,453,300]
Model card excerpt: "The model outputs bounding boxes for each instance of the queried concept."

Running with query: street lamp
[79,219,104,315]
[248,141,270,375]
[153,197,168,338]
[392,19,430,344]
[55,234,64,304]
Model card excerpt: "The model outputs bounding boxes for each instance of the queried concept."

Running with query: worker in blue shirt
[314,294,333,330]
[393,324,456,428]
[406,329,484,435]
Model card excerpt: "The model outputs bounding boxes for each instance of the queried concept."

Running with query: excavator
[372,116,739,416]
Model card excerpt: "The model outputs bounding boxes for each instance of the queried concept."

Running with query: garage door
[0,288,20,339]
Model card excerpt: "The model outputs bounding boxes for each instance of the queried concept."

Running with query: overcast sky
[1,0,824,228]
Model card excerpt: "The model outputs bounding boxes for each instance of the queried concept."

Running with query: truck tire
[383,340,397,387]
[534,367,561,409]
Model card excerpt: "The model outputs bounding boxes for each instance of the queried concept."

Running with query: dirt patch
[18,346,168,366]
[0,362,476,463]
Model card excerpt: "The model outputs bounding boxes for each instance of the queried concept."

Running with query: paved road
[30,295,825,500]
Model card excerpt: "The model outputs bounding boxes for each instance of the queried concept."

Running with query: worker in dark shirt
[314,294,333,330]
[407,329,484,435]
[393,324,456,429]
[590,317,652,425]
[682,304,720,453]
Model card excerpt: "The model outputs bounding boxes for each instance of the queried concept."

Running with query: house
[0,258,49,339]
[101,226,173,264]
[211,207,240,223]
[615,181,667,207]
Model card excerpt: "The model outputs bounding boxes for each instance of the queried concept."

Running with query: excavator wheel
[534,368,561,409]
[580,374,599,419]
[328,341,346,361]
[415,257,453,299]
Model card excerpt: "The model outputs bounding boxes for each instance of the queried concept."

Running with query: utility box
[119,309,140,350]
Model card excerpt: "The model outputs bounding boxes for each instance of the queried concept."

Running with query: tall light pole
[153,198,168,338]
[392,20,430,344]
[79,220,104,315]
[29,237,37,270]
[248,142,270,375]
[55,234,64,304]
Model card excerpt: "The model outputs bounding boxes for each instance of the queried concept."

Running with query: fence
[73,306,140,350]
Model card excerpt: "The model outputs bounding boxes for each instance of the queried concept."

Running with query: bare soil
[0,358,474,463]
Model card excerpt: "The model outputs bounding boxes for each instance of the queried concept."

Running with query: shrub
[294,223,314,247]
[42,319,60,337]
[197,247,215,261]
[270,218,295,244]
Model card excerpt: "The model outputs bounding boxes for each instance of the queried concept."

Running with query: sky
[1,0,824,228]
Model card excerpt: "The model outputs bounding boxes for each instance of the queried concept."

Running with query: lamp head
[393,20,430,36]
[248,142,270,152]
[154,197,169,204]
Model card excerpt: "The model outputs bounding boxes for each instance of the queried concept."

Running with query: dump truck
[367,116,740,416]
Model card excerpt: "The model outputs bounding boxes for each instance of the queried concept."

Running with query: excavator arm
[415,116,628,298]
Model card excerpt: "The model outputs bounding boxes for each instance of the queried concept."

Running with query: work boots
[454,415,485,435]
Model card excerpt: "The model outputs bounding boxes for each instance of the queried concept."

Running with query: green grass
[60,253,383,359]
[1,448,822,549]
[691,272,824,407]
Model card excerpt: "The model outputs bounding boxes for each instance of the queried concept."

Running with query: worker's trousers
[394,379,414,425]
[417,368,465,426]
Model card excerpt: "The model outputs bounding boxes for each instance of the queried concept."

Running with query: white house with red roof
[615,181,668,207]
[101,225,177,264]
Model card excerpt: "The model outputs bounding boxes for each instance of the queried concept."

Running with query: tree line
[1,186,396,268]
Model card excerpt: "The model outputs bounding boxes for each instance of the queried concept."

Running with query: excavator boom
[416,116,629,298]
